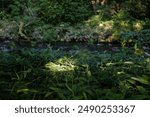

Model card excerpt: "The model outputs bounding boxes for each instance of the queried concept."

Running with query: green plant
[119,29,150,47]
[34,0,92,24]
[0,48,149,100]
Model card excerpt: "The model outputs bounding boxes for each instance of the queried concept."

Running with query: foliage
[0,0,150,100]
[119,29,150,47]
[1,0,150,44]
[37,0,92,23]
[0,20,19,40]
[1,0,92,24]
[125,0,150,19]
[0,49,149,99]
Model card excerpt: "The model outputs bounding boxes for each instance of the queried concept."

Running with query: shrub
[34,0,93,24]
[119,29,150,47]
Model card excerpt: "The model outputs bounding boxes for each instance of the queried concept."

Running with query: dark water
[51,42,121,52]
[0,40,150,57]
[0,40,121,52]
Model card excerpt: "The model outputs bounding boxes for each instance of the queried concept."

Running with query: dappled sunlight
[83,11,149,43]
[45,58,75,72]
[45,61,75,72]
[0,0,150,100]
[120,21,129,28]
[133,21,144,31]
[131,76,150,86]
[84,15,103,26]
[105,62,115,66]
[17,88,38,93]
[106,61,134,66]
[124,61,134,65]
[117,71,125,75]
[84,14,114,29]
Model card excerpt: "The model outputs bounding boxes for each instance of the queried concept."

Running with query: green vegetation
[0,49,150,99]
[0,0,150,99]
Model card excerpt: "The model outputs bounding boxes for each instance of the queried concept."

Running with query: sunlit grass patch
[45,58,75,72]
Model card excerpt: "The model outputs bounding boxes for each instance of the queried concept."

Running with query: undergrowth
[0,0,150,100]
[0,49,149,99]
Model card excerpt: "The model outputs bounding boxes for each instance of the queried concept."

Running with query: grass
[0,48,149,100]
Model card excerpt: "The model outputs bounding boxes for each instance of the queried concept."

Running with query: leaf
[136,86,146,93]
[17,89,38,93]
[44,92,53,98]
[131,76,150,86]
[65,84,74,95]
[50,87,60,92]
[83,92,88,99]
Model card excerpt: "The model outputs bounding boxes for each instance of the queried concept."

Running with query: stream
[0,40,150,57]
